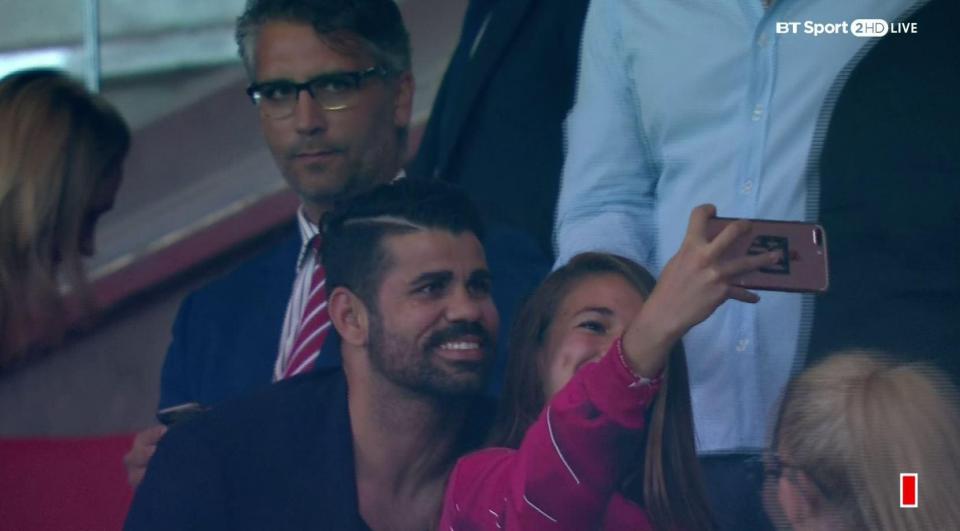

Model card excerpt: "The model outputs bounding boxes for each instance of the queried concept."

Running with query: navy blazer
[127,364,369,530]
[127,339,494,530]
[158,224,301,410]
[409,0,590,258]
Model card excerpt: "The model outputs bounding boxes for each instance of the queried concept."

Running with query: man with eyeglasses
[123,0,413,487]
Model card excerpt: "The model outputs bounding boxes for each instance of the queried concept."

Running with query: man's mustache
[287,142,343,158]
[424,321,494,353]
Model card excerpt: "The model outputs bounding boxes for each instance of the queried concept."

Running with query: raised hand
[622,204,779,377]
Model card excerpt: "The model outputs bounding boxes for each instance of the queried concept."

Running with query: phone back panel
[705,217,830,293]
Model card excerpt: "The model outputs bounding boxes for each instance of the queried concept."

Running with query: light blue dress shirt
[556,0,919,453]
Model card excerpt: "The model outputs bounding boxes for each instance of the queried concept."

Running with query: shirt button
[751,104,764,121]
[757,33,769,47]
[741,180,754,194]
[736,338,750,352]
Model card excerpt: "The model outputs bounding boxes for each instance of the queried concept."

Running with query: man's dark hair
[235,0,411,78]
[320,179,485,310]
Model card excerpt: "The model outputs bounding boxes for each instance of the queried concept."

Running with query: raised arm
[621,205,777,378]
[440,339,661,530]
[443,205,778,529]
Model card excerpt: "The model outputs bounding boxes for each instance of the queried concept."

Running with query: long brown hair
[490,252,713,530]
[774,351,960,530]
[0,69,130,364]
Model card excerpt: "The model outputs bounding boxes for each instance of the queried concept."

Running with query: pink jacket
[440,339,661,530]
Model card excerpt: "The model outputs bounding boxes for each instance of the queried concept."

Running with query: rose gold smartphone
[705,217,829,293]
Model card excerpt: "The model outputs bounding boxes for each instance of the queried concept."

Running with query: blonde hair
[775,351,960,530]
[0,69,130,364]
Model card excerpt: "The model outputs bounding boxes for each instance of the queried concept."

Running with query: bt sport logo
[775,19,918,38]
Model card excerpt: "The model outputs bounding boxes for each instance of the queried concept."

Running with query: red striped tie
[281,242,330,379]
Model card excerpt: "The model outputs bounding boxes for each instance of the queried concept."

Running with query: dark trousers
[700,454,775,531]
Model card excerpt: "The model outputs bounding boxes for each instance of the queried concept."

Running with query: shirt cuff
[576,337,664,428]
[612,336,664,389]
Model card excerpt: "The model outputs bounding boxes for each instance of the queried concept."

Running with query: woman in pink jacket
[440,205,779,530]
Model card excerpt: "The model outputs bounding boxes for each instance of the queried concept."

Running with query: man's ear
[329,286,369,347]
[393,71,414,129]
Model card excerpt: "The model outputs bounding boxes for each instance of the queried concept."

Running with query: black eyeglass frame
[245,65,393,115]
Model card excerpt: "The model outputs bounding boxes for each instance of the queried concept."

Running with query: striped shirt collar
[295,207,321,271]
[294,169,407,270]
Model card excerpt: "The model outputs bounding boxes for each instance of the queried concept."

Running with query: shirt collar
[295,169,406,269]
[295,207,321,270]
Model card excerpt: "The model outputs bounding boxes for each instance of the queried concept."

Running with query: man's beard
[366,310,493,399]
[299,156,381,208]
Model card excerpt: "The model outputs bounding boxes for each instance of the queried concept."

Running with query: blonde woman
[769,352,960,530]
[0,69,130,365]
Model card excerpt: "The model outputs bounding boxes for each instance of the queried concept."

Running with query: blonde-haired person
[768,352,960,530]
[0,68,130,365]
